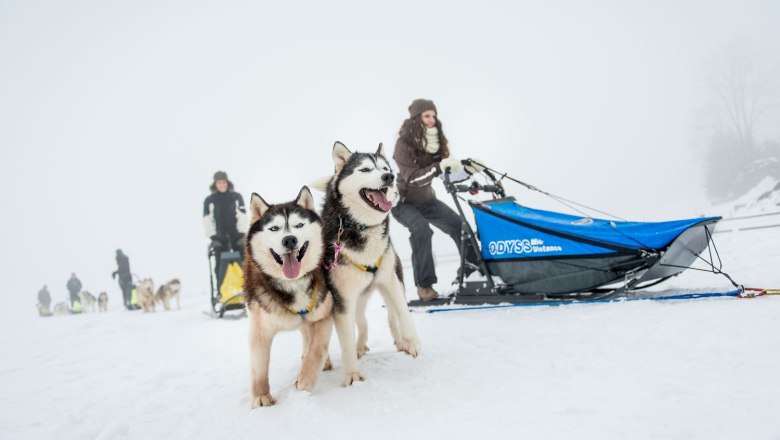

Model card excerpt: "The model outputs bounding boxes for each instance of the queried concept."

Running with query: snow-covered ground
[2,204,779,440]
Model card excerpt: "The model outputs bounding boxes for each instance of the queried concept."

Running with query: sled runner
[208,248,246,318]
[408,160,735,307]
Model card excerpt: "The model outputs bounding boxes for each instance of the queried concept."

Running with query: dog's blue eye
[360,168,371,173]
[295,223,304,228]
[269,226,280,232]
[383,167,389,171]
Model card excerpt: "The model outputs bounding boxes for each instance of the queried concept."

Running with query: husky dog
[79,291,97,313]
[98,292,108,312]
[155,279,181,311]
[320,141,421,386]
[136,278,156,313]
[52,302,69,316]
[245,186,334,408]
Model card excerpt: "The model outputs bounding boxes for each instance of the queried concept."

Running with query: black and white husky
[244,187,334,407]
[320,141,421,386]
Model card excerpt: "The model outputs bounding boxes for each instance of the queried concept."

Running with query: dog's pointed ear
[295,186,315,211]
[333,141,352,173]
[250,193,270,223]
[376,142,385,158]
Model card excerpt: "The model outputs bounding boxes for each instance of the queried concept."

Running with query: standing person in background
[66,273,83,312]
[37,285,51,316]
[112,249,137,310]
[203,171,248,278]
[391,99,482,302]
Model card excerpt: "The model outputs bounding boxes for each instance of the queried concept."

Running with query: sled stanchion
[207,247,247,318]
[443,169,495,294]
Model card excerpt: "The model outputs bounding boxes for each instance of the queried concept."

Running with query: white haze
[0,0,778,304]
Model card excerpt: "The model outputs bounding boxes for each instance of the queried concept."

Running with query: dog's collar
[287,286,318,316]
[342,252,383,274]
[341,217,384,232]
[343,219,370,231]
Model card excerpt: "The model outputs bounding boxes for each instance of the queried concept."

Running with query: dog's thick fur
[79,291,97,313]
[245,186,334,408]
[52,302,69,316]
[98,292,108,312]
[136,278,156,313]
[155,279,181,311]
[320,142,421,386]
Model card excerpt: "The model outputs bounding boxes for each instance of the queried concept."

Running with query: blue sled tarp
[471,198,721,294]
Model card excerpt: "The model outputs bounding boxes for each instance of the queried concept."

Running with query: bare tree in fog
[702,45,780,202]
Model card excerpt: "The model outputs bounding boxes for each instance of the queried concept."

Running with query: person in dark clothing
[203,171,247,282]
[66,273,82,309]
[37,285,51,316]
[391,99,481,301]
[112,249,136,310]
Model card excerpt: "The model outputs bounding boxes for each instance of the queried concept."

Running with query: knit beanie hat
[408,99,437,118]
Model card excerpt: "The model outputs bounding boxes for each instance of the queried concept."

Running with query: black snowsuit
[66,276,82,306]
[112,251,133,309]
[203,190,246,285]
[203,191,246,253]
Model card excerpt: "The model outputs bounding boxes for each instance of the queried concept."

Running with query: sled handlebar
[444,170,502,195]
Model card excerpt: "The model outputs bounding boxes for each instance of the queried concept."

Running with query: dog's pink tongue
[281,252,301,279]
[367,190,393,212]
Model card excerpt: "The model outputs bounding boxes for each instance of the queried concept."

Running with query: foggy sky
[1,0,778,303]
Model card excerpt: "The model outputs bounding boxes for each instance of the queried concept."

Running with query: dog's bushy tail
[310,176,331,193]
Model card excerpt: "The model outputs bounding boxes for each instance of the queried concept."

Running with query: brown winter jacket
[393,137,447,206]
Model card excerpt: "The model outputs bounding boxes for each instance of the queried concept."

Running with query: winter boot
[417,286,439,301]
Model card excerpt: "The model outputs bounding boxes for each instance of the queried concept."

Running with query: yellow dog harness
[287,287,319,316]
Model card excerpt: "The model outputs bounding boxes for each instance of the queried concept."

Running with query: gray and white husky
[320,141,421,386]
[155,278,181,311]
[244,186,334,407]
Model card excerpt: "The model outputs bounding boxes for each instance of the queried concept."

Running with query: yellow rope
[288,286,318,316]
[342,253,383,273]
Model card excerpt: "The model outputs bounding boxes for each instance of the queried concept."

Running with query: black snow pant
[118,275,133,308]
[68,289,80,307]
[391,199,479,288]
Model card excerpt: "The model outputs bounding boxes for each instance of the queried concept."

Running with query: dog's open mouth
[270,241,309,279]
[360,187,393,212]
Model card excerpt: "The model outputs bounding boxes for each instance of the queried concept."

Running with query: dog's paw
[323,355,333,371]
[343,372,364,387]
[251,394,276,408]
[295,374,317,392]
[356,344,370,359]
[395,337,420,358]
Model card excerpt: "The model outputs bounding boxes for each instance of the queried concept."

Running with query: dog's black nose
[381,173,394,184]
[281,235,298,250]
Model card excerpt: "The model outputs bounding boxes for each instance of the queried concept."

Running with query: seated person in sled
[203,171,248,291]
[37,285,52,316]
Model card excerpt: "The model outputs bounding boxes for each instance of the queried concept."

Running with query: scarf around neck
[424,127,440,154]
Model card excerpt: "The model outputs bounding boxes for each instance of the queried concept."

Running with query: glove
[439,156,463,174]
[462,158,486,174]
[210,237,223,250]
